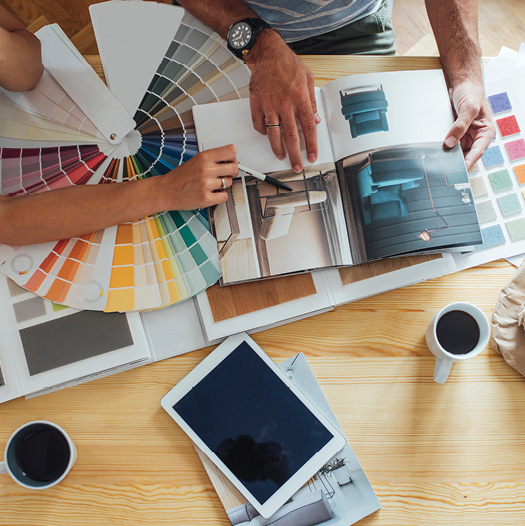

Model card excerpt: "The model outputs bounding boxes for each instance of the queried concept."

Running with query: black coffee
[15,425,70,482]
[436,310,480,354]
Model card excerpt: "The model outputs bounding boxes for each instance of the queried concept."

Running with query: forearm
[425,0,482,86]
[0,178,168,246]
[176,0,257,38]
[175,0,285,66]
[0,27,43,91]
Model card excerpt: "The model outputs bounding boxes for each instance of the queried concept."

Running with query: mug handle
[0,461,6,475]
[434,356,453,384]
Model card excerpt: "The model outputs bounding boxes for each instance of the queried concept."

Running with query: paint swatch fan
[0,1,251,312]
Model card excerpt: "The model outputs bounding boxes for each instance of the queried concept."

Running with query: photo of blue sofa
[340,85,389,138]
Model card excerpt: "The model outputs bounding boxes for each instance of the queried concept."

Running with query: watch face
[229,22,253,50]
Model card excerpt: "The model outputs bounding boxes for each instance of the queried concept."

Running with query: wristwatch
[226,18,271,60]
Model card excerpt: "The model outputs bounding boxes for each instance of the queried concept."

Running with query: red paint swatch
[497,115,520,137]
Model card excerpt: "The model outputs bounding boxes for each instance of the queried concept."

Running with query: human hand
[159,144,238,210]
[245,31,321,173]
[444,78,496,170]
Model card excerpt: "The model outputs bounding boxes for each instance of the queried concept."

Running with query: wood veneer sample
[339,254,442,285]
[206,273,317,322]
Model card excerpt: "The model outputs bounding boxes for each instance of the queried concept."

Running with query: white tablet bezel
[161,333,345,518]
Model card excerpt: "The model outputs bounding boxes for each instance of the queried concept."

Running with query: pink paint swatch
[505,138,525,161]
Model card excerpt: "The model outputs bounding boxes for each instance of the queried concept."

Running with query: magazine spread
[194,351,381,526]
[193,70,482,285]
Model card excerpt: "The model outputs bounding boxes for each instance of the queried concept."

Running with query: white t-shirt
[245,0,383,42]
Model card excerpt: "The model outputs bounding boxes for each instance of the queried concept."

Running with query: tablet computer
[161,333,345,518]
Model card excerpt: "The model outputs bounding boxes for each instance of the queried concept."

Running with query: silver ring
[265,123,281,128]
[220,177,226,191]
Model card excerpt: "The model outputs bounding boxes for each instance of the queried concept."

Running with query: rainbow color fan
[0,1,251,312]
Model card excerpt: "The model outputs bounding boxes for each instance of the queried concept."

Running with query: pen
[238,163,292,191]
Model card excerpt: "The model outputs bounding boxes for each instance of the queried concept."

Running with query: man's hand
[444,77,495,170]
[245,31,320,173]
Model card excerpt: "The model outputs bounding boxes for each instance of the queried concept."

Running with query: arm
[425,0,495,169]
[0,6,43,91]
[176,0,319,173]
[0,145,238,246]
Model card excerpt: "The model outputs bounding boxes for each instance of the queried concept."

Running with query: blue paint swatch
[482,145,505,169]
[488,92,512,114]
[476,224,505,249]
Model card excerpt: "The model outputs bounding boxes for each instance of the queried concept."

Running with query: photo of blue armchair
[340,85,389,138]
[355,156,424,225]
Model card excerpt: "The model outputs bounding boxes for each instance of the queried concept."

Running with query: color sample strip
[105,222,136,312]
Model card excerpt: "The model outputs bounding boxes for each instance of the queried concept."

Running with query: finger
[444,103,479,149]
[250,97,267,136]
[209,143,237,162]
[307,73,321,125]
[264,114,287,162]
[464,133,494,170]
[297,104,318,164]
[208,188,229,206]
[279,109,303,173]
[214,176,232,193]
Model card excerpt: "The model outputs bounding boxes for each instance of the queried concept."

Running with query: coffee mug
[0,421,77,489]
[426,302,490,384]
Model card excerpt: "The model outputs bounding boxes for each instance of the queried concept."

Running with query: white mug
[426,302,490,384]
[0,421,77,489]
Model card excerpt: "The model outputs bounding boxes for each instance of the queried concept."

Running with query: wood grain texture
[1,56,524,526]
[205,273,317,322]
[339,254,442,286]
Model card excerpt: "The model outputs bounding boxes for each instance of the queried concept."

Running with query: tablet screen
[172,341,333,504]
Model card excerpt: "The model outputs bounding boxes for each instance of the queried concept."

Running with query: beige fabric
[491,263,525,377]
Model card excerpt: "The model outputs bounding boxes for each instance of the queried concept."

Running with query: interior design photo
[340,84,389,138]
[210,163,345,283]
[226,452,374,526]
[337,142,482,263]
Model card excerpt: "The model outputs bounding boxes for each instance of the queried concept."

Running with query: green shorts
[288,0,396,56]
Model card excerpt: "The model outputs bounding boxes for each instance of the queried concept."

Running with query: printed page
[0,273,152,401]
[193,89,353,285]
[321,70,482,264]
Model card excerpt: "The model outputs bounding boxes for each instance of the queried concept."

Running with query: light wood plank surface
[1,56,524,526]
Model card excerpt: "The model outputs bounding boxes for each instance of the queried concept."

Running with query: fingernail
[293,164,302,173]
[444,135,457,148]
[277,153,286,161]
[314,112,321,123]
[308,153,317,163]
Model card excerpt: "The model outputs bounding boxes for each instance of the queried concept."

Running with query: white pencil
[238,163,292,191]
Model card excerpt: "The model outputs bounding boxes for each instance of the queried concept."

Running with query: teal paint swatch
[489,168,513,192]
[505,217,525,241]
[497,193,522,217]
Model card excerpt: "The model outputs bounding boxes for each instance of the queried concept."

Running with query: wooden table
[1,56,524,526]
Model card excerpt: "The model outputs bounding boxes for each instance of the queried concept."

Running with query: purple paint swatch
[488,92,512,114]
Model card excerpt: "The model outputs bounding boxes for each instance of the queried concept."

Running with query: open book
[193,69,482,285]
[193,349,381,526]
